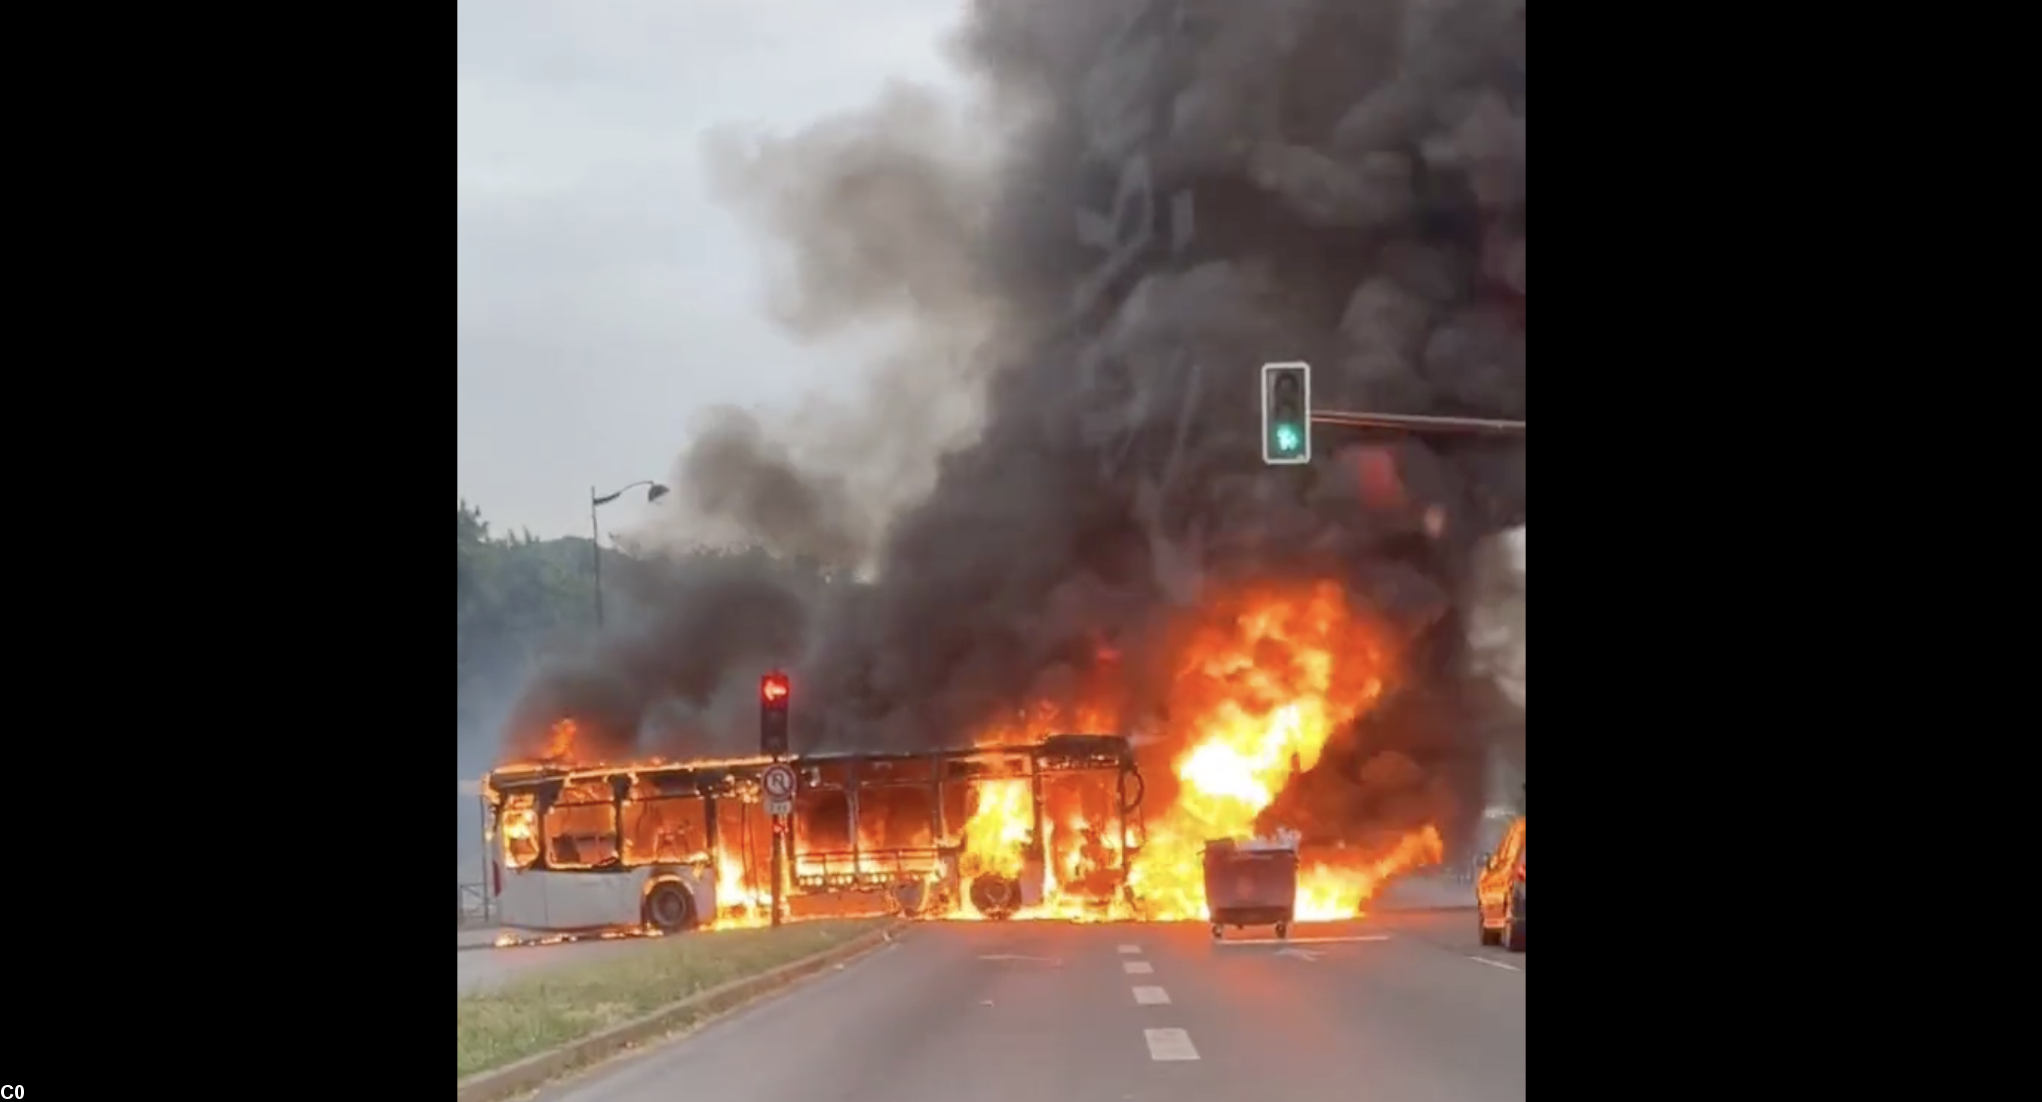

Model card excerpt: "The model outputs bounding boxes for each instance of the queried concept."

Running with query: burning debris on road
[494,0,1524,925]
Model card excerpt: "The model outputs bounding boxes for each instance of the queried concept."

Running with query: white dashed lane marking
[1468,956,1522,972]
[1118,944,1142,954]
[1144,1028,1201,1061]
[1132,985,1171,1005]
[1123,960,1155,974]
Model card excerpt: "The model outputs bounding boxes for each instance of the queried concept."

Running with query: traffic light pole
[760,670,792,929]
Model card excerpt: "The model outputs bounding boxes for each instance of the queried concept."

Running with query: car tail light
[492,859,502,896]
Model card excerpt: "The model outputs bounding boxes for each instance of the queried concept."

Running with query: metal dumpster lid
[1204,830,1301,853]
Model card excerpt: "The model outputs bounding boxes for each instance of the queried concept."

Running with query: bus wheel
[969,873,1021,920]
[645,882,696,933]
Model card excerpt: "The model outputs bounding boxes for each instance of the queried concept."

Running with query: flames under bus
[481,733,1147,935]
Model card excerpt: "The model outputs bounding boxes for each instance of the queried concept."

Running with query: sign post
[762,762,797,928]
[758,672,795,928]
[770,822,784,929]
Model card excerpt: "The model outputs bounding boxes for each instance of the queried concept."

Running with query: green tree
[457,500,847,770]
[457,500,600,768]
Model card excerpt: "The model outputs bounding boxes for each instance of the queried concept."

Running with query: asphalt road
[525,910,1523,1102]
[1374,908,1530,974]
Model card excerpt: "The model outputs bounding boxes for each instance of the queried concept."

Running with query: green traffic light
[1273,423,1302,455]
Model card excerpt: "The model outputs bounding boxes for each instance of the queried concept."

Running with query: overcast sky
[458,0,965,540]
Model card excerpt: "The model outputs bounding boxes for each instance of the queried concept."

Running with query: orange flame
[542,718,579,760]
[957,579,1444,923]
[497,580,1447,929]
[960,779,1033,881]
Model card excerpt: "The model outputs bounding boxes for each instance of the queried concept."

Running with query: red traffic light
[761,673,790,704]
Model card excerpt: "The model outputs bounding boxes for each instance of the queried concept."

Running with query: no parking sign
[762,762,796,817]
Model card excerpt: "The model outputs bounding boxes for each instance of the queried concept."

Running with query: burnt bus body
[485,734,1146,931]
[484,755,779,934]
[788,734,1147,921]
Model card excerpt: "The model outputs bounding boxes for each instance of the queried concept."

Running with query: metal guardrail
[458,882,492,927]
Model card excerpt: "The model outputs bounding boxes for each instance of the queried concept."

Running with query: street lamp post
[589,480,670,629]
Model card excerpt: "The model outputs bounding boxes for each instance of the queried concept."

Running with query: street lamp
[590,480,670,629]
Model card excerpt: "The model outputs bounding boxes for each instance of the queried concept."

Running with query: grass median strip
[457,918,889,1080]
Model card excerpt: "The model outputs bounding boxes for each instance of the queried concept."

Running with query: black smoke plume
[503,0,1525,849]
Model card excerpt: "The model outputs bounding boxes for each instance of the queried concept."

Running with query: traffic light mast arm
[1310,409,1525,436]
[1259,360,1520,465]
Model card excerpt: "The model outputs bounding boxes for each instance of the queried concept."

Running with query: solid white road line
[1468,956,1522,972]
[1132,985,1171,1005]
[1144,1028,1201,1061]
[1123,960,1155,974]
[1118,944,1142,954]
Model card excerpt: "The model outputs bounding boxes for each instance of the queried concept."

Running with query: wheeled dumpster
[1203,834,1300,939]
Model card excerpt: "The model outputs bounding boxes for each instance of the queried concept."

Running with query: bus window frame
[497,792,543,870]
[619,791,715,867]
[543,779,623,870]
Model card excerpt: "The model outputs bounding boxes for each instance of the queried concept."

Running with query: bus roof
[795,733,1130,764]
[484,733,1133,793]
[486,752,777,789]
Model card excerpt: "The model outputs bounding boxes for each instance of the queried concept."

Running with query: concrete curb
[456,922,906,1102]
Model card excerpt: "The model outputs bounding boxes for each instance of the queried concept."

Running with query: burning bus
[481,732,1147,935]
[790,733,1146,921]
[482,580,1459,937]
[483,753,778,935]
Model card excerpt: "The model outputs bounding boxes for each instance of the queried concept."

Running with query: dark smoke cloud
[504,552,815,762]
[679,410,871,566]
[503,0,1524,849]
